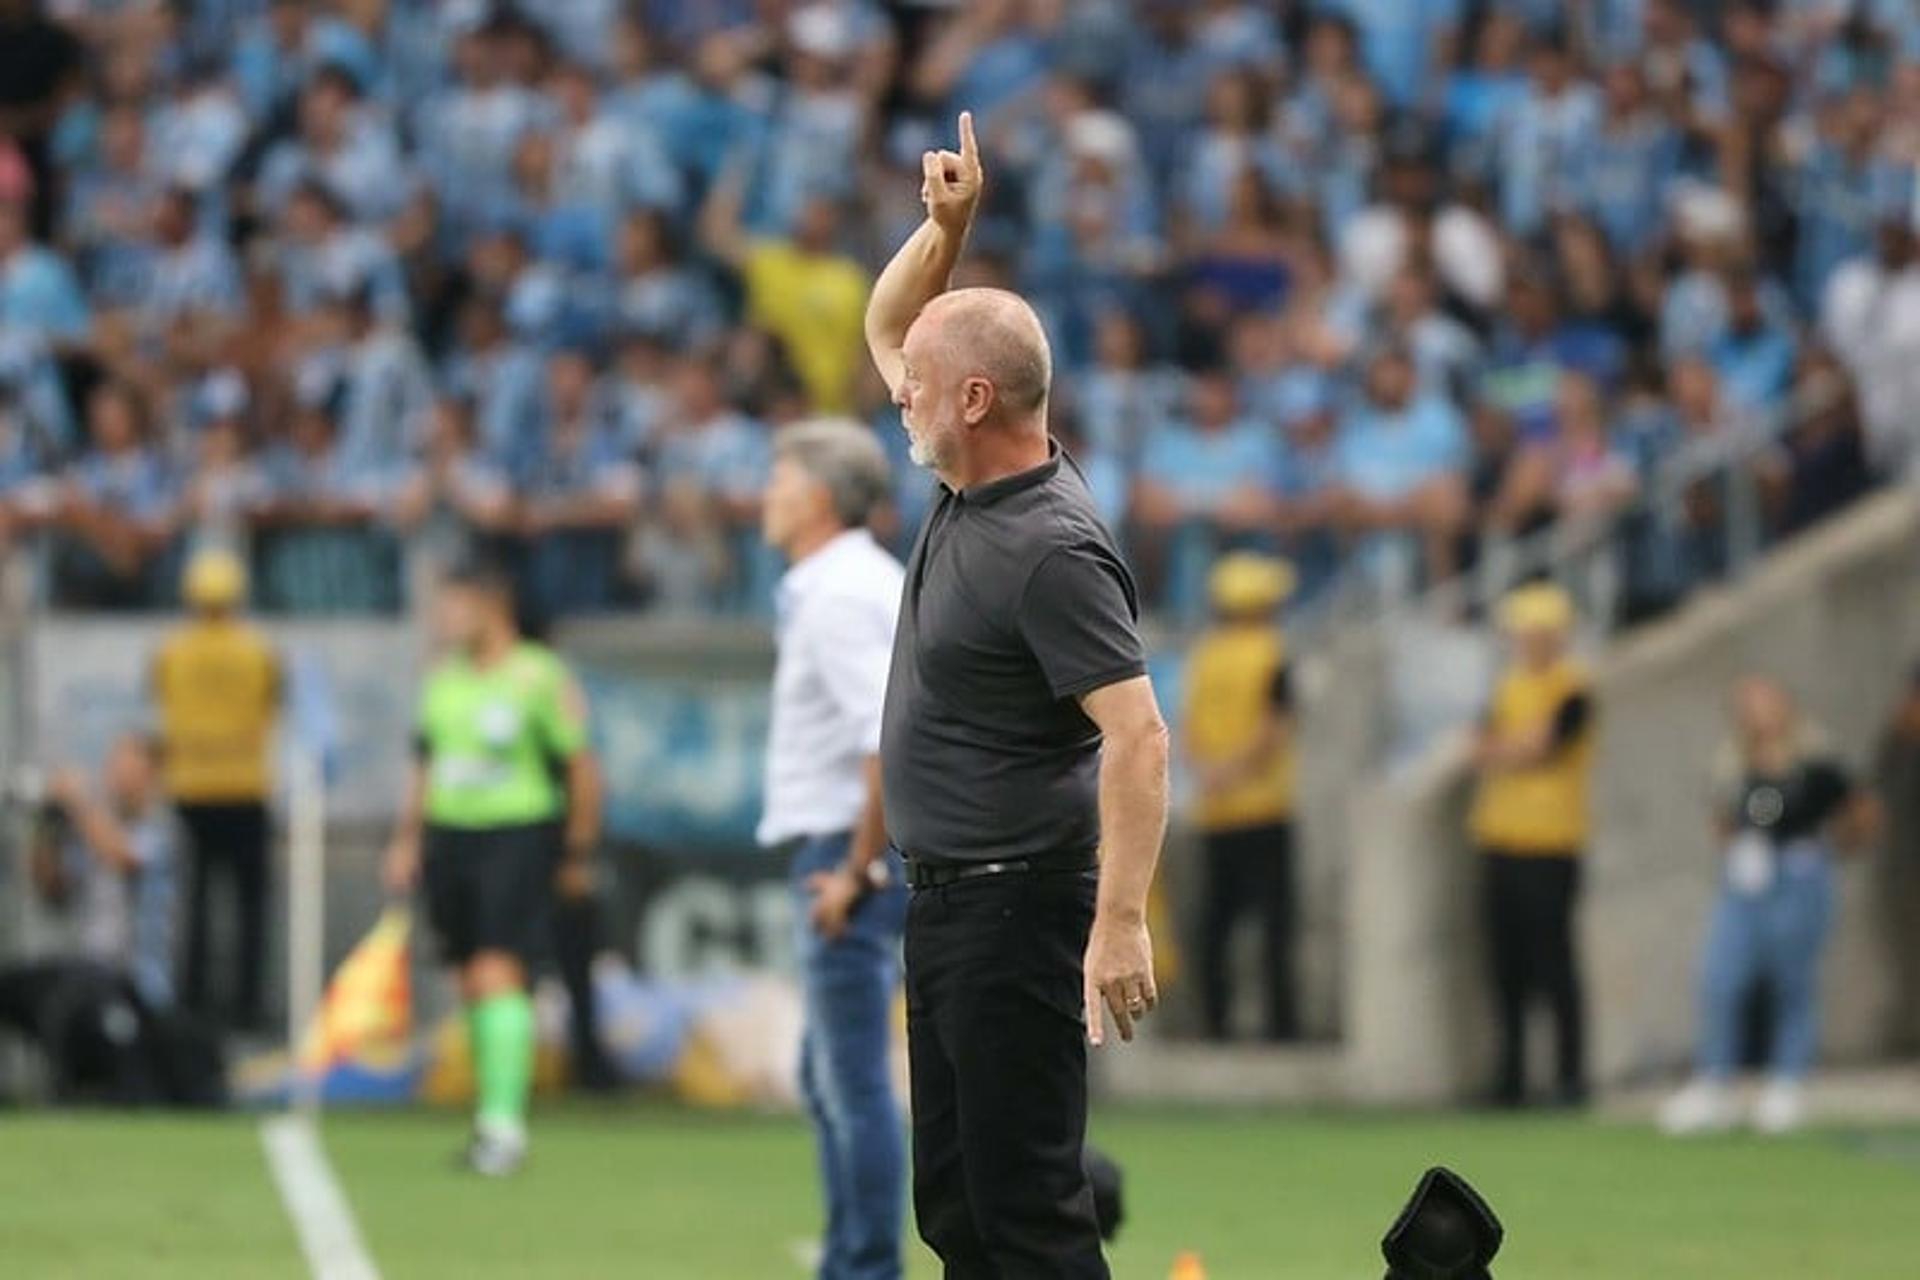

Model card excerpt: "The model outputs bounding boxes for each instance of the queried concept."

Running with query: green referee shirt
[417,642,588,830]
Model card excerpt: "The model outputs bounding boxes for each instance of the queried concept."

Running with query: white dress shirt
[757,529,905,847]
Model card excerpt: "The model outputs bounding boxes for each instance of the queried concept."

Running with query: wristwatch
[850,859,892,898]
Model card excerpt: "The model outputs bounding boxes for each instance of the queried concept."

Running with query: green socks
[468,991,535,1137]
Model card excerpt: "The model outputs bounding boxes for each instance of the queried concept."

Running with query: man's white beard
[906,422,940,469]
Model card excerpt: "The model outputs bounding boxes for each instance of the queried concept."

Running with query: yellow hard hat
[183,548,247,609]
[1498,582,1575,635]
[1208,552,1296,615]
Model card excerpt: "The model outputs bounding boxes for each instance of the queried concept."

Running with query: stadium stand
[0,0,1912,627]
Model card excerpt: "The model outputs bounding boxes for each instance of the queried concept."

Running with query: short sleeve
[1270,663,1294,711]
[1015,545,1146,700]
[1548,692,1593,750]
[1802,758,1855,825]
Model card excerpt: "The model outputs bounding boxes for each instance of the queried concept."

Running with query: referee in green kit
[383,558,601,1176]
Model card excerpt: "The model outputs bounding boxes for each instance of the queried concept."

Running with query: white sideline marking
[260,1115,382,1280]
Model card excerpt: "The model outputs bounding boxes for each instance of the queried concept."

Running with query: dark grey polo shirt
[880,442,1146,862]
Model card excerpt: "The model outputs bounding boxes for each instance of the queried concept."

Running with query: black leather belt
[905,849,1098,890]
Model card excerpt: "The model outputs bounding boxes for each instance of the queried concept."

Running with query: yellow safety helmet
[1498,582,1575,635]
[1208,552,1296,616]
[183,548,247,610]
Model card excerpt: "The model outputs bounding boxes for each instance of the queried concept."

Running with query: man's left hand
[1084,914,1156,1047]
[805,868,863,941]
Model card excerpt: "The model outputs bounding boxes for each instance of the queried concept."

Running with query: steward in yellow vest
[1182,552,1300,1041]
[151,548,281,1030]
[1470,583,1593,1107]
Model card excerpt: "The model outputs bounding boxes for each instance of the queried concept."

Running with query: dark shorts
[421,822,560,967]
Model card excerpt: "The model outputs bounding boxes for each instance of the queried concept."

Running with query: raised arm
[864,111,982,397]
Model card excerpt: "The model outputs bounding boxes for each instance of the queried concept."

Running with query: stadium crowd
[0,0,1914,621]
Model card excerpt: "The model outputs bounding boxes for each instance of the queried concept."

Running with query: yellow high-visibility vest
[1470,658,1594,855]
[153,620,280,802]
[1183,624,1294,832]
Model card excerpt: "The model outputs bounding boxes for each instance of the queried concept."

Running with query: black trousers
[905,867,1109,1279]
[1198,821,1297,1041]
[179,801,272,1030]
[1482,851,1586,1101]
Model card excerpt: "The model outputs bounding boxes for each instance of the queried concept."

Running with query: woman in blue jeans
[1662,678,1876,1136]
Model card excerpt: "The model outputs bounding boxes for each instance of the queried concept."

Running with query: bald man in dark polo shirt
[865,112,1170,1279]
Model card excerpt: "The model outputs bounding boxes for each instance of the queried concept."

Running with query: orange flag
[298,908,413,1072]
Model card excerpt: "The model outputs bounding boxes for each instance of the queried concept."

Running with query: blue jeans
[1696,843,1835,1081]
[791,834,909,1280]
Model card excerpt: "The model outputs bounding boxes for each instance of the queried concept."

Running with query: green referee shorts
[420,821,561,968]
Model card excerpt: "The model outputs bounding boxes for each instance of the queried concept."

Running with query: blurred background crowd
[1,0,1918,623]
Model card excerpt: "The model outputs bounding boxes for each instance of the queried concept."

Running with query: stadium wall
[1344,487,1920,1101]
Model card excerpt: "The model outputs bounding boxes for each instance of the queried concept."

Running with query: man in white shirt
[758,417,908,1280]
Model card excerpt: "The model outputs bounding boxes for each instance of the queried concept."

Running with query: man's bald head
[918,287,1052,419]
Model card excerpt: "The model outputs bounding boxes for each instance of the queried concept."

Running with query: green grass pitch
[1,1105,1916,1277]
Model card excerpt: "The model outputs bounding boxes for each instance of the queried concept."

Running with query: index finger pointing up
[958,110,979,170]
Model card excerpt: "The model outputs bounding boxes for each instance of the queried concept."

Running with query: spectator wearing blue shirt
[145,57,249,200]
[1380,265,1482,402]
[1712,270,1800,415]
[0,195,91,347]
[1577,63,1684,257]
[252,391,403,615]
[493,130,614,274]
[1134,365,1283,620]
[174,386,268,561]
[392,395,517,575]
[412,22,556,241]
[60,104,159,305]
[1076,310,1181,464]
[650,356,772,614]
[1120,3,1220,183]
[1174,69,1288,239]
[1495,36,1604,241]
[734,13,869,239]
[1321,0,1463,113]
[605,24,757,200]
[1793,88,1912,309]
[443,297,545,474]
[1333,345,1471,593]
[53,381,179,610]
[547,61,683,222]
[515,348,644,620]
[255,64,410,226]
[603,209,726,354]
[1483,270,1626,442]
[272,180,410,328]
[1445,11,1531,181]
[1272,379,1345,607]
[327,284,435,472]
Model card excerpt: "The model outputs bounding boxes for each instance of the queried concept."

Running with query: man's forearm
[865,218,966,375]
[1096,725,1170,923]
[565,753,603,856]
[846,755,887,871]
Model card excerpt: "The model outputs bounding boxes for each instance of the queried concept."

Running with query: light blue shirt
[1140,417,1283,509]
[0,247,91,341]
[1335,396,1468,499]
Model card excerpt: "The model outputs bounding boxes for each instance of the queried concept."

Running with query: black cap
[1382,1167,1503,1279]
